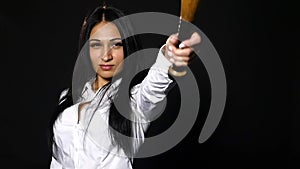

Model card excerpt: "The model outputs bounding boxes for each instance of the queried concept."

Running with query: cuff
[152,44,172,73]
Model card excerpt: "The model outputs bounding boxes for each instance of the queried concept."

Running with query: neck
[94,77,111,92]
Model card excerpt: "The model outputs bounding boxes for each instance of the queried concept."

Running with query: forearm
[131,45,174,120]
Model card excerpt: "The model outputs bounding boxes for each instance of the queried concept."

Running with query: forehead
[90,21,121,40]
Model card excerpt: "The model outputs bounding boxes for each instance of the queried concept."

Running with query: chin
[99,72,114,79]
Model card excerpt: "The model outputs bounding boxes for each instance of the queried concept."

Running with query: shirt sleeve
[50,156,63,169]
[130,45,174,121]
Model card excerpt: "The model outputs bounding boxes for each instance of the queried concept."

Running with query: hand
[164,32,201,67]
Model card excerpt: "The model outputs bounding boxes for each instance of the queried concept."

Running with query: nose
[101,45,113,62]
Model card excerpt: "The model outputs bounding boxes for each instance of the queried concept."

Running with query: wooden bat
[181,0,200,22]
[169,0,200,77]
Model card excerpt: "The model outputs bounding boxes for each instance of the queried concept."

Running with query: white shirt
[50,48,173,169]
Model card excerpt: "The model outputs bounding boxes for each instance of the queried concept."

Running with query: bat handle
[169,65,187,77]
[168,20,192,77]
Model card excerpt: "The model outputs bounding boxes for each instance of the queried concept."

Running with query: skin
[164,32,201,67]
[89,21,201,91]
[78,21,124,121]
[77,21,201,122]
[89,21,125,91]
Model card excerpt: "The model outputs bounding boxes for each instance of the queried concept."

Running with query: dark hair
[49,4,144,157]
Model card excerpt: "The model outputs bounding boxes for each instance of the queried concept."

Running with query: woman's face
[89,21,124,82]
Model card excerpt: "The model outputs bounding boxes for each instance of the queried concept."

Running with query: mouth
[99,64,114,71]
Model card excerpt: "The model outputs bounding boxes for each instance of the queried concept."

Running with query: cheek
[114,50,124,65]
[89,50,99,62]
[89,49,96,59]
[89,50,99,70]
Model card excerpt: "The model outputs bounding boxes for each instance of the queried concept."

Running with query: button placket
[73,123,80,169]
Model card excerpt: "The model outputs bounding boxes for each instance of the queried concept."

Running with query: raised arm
[130,32,201,121]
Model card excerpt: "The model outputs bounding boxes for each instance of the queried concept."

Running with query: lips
[99,64,113,71]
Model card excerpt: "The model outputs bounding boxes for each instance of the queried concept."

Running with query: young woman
[49,4,200,169]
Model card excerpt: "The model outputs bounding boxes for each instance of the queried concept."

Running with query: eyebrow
[89,38,122,42]
[110,38,122,42]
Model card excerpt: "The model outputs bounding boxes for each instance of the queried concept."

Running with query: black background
[0,0,298,169]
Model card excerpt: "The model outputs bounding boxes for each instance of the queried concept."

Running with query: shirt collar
[80,77,122,102]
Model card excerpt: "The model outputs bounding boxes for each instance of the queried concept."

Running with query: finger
[166,44,176,57]
[180,32,201,48]
[166,34,179,46]
[172,47,193,56]
[172,61,189,67]
[172,55,190,62]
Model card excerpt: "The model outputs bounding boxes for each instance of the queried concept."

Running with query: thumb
[180,32,201,48]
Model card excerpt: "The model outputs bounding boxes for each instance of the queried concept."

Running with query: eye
[112,42,123,49]
[90,42,102,49]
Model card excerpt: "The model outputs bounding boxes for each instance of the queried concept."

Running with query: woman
[49,4,200,169]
